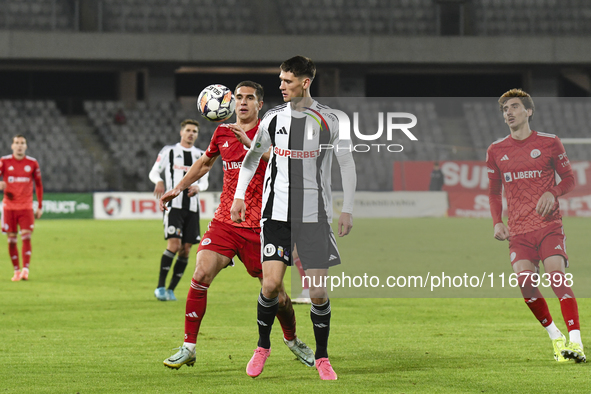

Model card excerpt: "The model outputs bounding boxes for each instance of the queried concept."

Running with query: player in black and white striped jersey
[231,56,356,380]
[149,119,209,301]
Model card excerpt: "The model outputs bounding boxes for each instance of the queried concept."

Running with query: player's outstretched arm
[159,154,217,211]
[233,126,269,208]
[230,199,246,223]
[227,124,252,147]
[227,124,271,162]
[0,181,5,190]
[494,222,510,241]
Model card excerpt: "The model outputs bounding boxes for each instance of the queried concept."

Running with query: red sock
[277,294,296,341]
[8,237,19,270]
[294,256,308,290]
[184,279,209,344]
[518,270,553,327]
[550,271,580,331]
[21,233,32,269]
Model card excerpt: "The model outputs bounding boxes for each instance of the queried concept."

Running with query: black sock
[168,256,188,290]
[257,291,279,349]
[158,249,175,288]
[311,299,331,359]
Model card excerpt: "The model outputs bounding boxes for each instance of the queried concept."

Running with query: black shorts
[261,219,341,269]
[163,208,201,244]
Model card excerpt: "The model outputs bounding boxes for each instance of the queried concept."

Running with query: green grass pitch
[1,217,590,393]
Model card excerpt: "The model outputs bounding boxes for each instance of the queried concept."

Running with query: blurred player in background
[0,135,43,281]
[161,81,314,370]
[231,56,356,380]
[149,119,209,301]
[487,88,585,363]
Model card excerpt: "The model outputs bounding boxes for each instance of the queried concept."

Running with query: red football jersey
[0,155,43,211]
[205,121,266,228]
[486,131,573,236]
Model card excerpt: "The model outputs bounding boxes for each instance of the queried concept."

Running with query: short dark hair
[180,119,199,129]
[235,81,264,101]
[498,88,535,122]
[12,134,26,143]
[280,55,316,80]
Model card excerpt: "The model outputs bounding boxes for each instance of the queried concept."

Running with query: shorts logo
[555,245,562,250]
[263,244,276,257]
[530,149,541,159]
[24,165,31,172]
[202,238,211,246]
[504,172,512,182]
[510,252,516,262]
[176,228,182,236]
[167,225,176,235]
[277,246,284,258]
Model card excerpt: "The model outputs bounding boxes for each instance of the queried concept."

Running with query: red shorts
[197,219,262,278]
[1,208,35,234]
[508,222,568,267]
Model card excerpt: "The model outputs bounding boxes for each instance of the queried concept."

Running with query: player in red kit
[0,135,43,281]
[160,81,314,370]
[487,89,584,363]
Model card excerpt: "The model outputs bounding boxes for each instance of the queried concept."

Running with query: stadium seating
[2,0,590,36]
[0,0,74,31]
[100,0,257,34]
[0,100,108,192]
[474,0,591,36]
[84,100,223,192]
[464,99,591,161]
[277,0,437,36]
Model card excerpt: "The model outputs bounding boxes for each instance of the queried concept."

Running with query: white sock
[183,342,196,352]
[569,330,583,348]
[545,322,563,340]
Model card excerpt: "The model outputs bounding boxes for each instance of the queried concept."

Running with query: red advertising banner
[393,161,591,217]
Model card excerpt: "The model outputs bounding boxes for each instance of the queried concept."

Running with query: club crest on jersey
[263,244,276,257]
[24,165,31,172]
[504,172,512,182]
[530,149,541,159]
[201,238,211,246]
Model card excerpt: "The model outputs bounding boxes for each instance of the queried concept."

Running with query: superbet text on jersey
[205,121,265,228]
[486,131,573,235]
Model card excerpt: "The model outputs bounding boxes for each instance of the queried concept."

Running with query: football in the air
[197,84,236,121]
